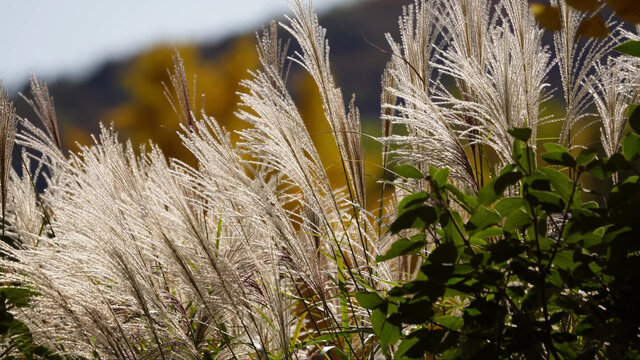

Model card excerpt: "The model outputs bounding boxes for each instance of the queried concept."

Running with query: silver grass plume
[277,2,387,307]
[7,153,43,241]
[382,0,478,191]
[552,0,618,150]
[282,0,366,208]
[20,74,62,151]
[435,0,552,166]
[590,56,640,158]
[164,52,196,130]
[0,87,18,233]
[593,28,640,158]
[502,0,554,145]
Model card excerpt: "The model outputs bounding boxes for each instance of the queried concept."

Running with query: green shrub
[361,123,640,359]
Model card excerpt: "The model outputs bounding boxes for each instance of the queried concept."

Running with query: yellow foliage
[577,14,609,38]
[293,73,385,209]
[531,0,640,35]
[100,39,260,163]
[605,0,640,24]
[530,4,562,31]
[565,0,599,12]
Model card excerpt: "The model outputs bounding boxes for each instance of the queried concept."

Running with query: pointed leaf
[615,40,640,57]
[434,315,464,331]
[628,104,640,133]
[376,235,427,262]
[356,292,386,309]
[429,166,450,188]
[576,148,597,165]
[371,308,401,350]
[478,165,522,206]
[508,127,532,142]
[538,168,574,203]
[622,133,640,161]
[390,206,438,233]
[428,242,458,265]
[395,165,424,179]
[466,207,501,232]
[542,143,576,167]
[397,191,429,216]
[494,197,525,217]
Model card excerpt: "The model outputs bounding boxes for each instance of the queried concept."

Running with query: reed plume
[0,87,18,236]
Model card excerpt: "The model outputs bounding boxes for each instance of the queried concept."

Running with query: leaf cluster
[361,124,640,358]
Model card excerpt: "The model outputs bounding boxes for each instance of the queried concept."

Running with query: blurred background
[3,0,414,205]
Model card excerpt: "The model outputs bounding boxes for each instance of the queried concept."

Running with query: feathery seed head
[0,87,18,222]
[164,51,196,130]
[20,74,62,151]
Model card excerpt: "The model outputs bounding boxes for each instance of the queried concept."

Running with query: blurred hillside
[14,0,410,149]
[14,0,411,206]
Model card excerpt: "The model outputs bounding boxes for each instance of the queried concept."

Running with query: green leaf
[587,159,610,180]
[527,188,566,212]
[615,40,640,57]
[622,133,640,161]
[508,127,532,142]
[538,168,574,204]
[607,152,633,172]
[465,207,501,232]
[395,165,425,179]
[494,197,525,217]
[512,139,536,174]
[430,167,450,188]
[395,336,423,360]
[553,251,578,271]
[0,288,39,308]
[376,234,427,262]
[504,209,531,232]
[629,104,640,133]
[371,308,401,351]
[445,183,478,211]
[434,315,464,331]
[389,206,438,233]
[428,242,458,264]
[470,228,504,245]
[542,143,576,167]
[576,148,597,166]
[478,165,522,205]
[488,238,525,263]
[356,292,385,309]
[397,191,429,216]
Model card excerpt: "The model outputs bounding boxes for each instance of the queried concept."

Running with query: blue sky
[1,0,349,91]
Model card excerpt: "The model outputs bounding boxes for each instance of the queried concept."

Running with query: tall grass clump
[0,0,639,358]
